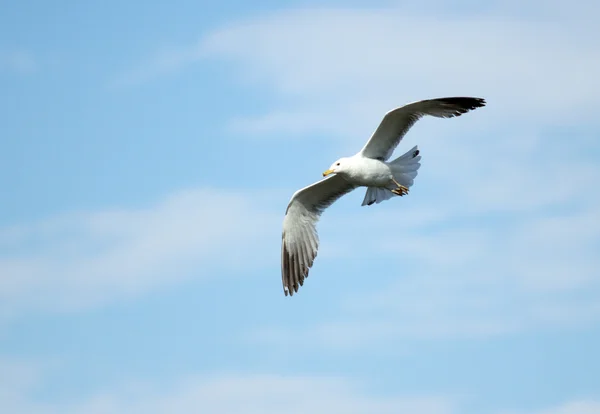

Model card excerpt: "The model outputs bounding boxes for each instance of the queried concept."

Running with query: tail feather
[390,145,421,188]
[361,186,395,206]
[361,145,422,206]
[393,145,420,162]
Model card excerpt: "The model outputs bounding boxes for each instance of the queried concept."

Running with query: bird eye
[336,162,340,166]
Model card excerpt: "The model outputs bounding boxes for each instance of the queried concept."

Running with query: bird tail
[361,146,422,206]
[389,145,421,188]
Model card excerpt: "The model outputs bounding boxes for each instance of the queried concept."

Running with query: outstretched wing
[282,174,356,296]
[360,97,486,161]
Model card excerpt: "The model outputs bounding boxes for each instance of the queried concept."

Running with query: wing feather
[360,97,486,161]
[281,174,356,296]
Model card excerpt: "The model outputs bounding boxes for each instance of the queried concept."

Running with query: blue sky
[1,0,600,413]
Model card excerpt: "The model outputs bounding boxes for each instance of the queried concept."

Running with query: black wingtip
[468,97,486,108]
[440,97,486,109]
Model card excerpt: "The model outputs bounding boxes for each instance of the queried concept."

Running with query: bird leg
[391,178,409,196]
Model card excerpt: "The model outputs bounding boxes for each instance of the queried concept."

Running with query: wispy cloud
[0,360,455,414]
[0,358,45,408]
[500,400,600,414]
[113,0,600,128]
[199,5,600,134]
[1,357,598,414]
[0,188,279,320]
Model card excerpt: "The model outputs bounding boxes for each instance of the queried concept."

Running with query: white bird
[281,97,486,296]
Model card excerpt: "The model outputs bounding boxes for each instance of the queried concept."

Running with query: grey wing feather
[281,174,356,296]
[360,97,486,161]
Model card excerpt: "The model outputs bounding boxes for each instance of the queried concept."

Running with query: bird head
[323,158,347,177]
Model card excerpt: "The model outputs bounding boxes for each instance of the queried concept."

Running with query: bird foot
[391,185,409,196]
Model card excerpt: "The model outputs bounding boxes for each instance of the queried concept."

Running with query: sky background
[1,0,600,413]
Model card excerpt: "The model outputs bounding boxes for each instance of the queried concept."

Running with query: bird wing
[360,97,486,161]
[281,174,356,296]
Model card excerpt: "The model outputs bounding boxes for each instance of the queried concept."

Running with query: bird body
[334,155,393,187]
[281,97,486,296]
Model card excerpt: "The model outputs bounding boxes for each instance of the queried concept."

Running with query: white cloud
[65,376,452,414]
[0,358,45,408]
[0,188,279,319]
[501,400,600,414]
[199,3,600,136]
[1,358,598,414]
[0,362,454,414]
[115,0,600,112]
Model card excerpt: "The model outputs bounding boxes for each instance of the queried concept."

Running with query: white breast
[345,156,392,187]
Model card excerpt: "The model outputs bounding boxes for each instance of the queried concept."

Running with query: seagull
[281,97,486,296]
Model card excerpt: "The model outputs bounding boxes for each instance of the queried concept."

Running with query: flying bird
[281,97,486,296]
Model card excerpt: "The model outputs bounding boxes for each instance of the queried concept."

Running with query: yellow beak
[322,169,335,177]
